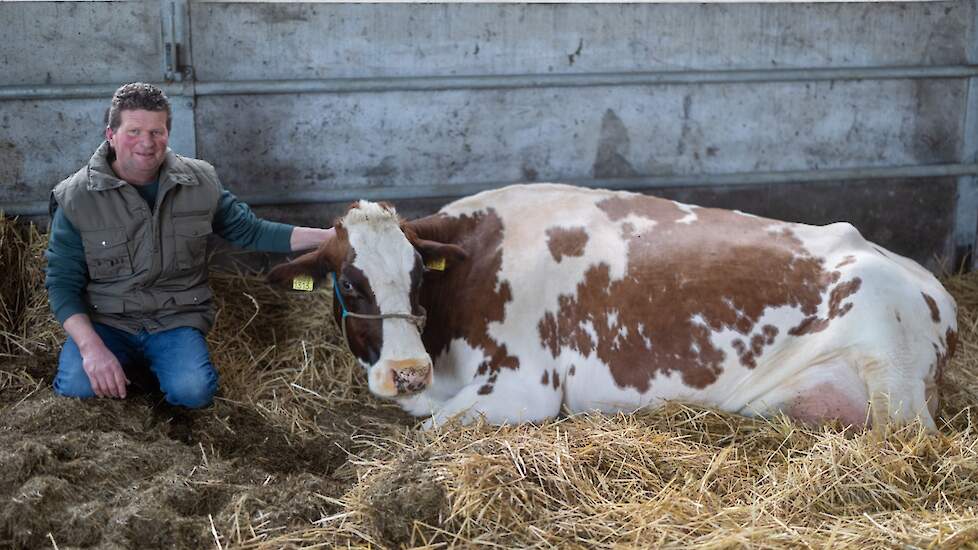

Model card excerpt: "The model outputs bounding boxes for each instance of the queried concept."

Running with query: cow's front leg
[422,371,563,429]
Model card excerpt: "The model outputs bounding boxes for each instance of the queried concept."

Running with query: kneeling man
[45,82,332,408]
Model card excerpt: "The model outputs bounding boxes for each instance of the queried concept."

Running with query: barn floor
[2,219,978,549]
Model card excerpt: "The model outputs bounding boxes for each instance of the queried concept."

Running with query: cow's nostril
[390,361,432,395]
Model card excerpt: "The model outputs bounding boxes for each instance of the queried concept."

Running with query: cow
[267,183,957,431]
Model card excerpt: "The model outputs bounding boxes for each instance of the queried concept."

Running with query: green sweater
[45,183,294,324]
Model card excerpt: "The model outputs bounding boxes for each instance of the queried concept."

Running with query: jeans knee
[163,373,217,409]
[53,374,95,399]
[54,343,94,399]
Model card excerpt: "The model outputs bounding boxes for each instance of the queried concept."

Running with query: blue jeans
[54,323,218,409]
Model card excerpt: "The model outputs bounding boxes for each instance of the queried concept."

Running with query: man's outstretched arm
[212,187,333,253]
[290,226,335,252]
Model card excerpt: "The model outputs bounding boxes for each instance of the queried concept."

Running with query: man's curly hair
[106,82,172,131]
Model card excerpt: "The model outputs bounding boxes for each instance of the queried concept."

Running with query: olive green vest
[51,141,221,334]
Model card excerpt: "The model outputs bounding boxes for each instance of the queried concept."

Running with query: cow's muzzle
[372,357,433,397]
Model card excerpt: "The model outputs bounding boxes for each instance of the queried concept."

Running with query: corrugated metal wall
[2,1,976,271]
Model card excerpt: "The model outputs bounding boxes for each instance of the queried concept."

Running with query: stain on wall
[0,142,25,194]
[909,80,963,164]
[593,109,638,179]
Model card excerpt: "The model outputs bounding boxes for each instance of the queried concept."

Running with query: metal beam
[160,0,193,82]
[0,82,194,101]
[5,163,976,217]
[957,72,978,271]
[963,7,978,272]
[160,0,197,158]
[3,65,978,101]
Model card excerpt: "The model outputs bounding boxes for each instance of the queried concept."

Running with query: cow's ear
[403,215,468,271]
[414,238,468,271]
[266,247,334,289]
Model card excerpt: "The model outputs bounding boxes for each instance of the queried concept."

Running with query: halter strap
[331,272,427,342]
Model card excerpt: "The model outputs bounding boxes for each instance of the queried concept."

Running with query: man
[45,82,333,408]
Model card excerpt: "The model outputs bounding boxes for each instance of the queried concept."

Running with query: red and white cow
[268,183,957,431]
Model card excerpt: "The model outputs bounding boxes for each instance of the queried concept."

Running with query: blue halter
[330,272,426,342]
[331,272,351,320]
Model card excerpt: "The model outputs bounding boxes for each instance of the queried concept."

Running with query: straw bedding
[1,213,977,549]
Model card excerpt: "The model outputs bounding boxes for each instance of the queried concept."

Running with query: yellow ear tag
[292,275,315,292]
[425,257,447,271]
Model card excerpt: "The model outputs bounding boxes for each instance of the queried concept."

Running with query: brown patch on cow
[541,371,550,386]
[730,327,778,369]
[410,210,520,377]
[338,264,384,364]
[749,335,764,355]
[922,292,941,323]
[835,255,857,269]
[546,226,589,263]
[569,365,576,376]
[788,316,830,337]
[828,278,861,317]
[478,372,499,395]
[787,278,862,337]
[540,314,597,359]
[929,327,957,414]
[538,195,863,393]
[935,327,957,386]
[552,370,560,390]
[731,339,757,369]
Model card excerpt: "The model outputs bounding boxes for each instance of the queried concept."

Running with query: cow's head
[267,201,466,398]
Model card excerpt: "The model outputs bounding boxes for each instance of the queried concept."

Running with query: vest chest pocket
[173,219,212,270]
[81,228,133,280]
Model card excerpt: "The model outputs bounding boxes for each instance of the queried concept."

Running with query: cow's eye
[341,280,355,294]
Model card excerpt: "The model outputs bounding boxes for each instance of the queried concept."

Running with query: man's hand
[62,313,129,399]
[80,340,128,398]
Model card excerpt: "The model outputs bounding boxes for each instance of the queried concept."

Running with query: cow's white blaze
[343,202,430,396]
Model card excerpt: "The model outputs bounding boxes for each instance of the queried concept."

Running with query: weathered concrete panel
[0,2,161,86]
[0,99,105,203]
[195,79,965,196]
[191,2,972,81]
[0,2,971,272]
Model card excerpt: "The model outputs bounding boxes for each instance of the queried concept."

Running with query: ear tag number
[292,275,315,291]
[425,257,447,271]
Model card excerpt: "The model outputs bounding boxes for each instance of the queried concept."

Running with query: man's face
[105,109,169,184]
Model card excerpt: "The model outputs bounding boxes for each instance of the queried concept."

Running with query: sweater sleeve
[212,187,295,253]
[44,207,90,324]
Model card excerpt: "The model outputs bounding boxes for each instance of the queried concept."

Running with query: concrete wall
[1,1,976,271]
